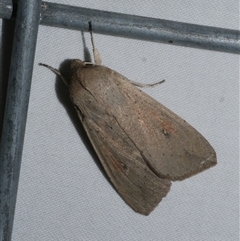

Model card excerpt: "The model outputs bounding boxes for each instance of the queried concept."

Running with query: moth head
[71,59,85,69]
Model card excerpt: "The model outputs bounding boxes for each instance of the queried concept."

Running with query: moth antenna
[89,21,102,65]
[39,63,69,86]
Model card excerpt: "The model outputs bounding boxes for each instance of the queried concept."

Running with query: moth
[40,29,217,215]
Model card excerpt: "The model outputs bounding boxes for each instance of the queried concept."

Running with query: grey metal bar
[40,2,239,54]
[0,0,13,19]
[1,1,239,54]
[0,0,42,240]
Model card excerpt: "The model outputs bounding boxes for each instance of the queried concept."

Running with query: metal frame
[0,0,239,240]
[39,2,240,54]
[0,1,42,240]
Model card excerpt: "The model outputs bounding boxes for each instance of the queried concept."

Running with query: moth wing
[110,76,217,181]
[70,63,216,192]
[81,114,171,215]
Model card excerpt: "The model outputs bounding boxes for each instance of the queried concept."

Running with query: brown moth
[40,29,217,215]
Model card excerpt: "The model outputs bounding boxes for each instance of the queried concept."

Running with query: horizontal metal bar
[39,2,240,54]
[0,0,42,240]
[1,1,239,54]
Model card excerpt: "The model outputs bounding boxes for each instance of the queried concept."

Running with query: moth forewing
[40,31,217,215]
[70,62,217,181]
[78,111,172,215]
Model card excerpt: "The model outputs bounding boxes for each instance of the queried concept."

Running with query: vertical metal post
[0,0,42,240]
[0,0,13,19]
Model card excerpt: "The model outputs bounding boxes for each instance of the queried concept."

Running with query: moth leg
[129,79,165,88]
[89,22,102,66]
[39,63,69,86]
[83,62,96,66]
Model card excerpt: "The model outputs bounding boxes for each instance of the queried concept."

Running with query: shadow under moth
[40,28,217,216]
